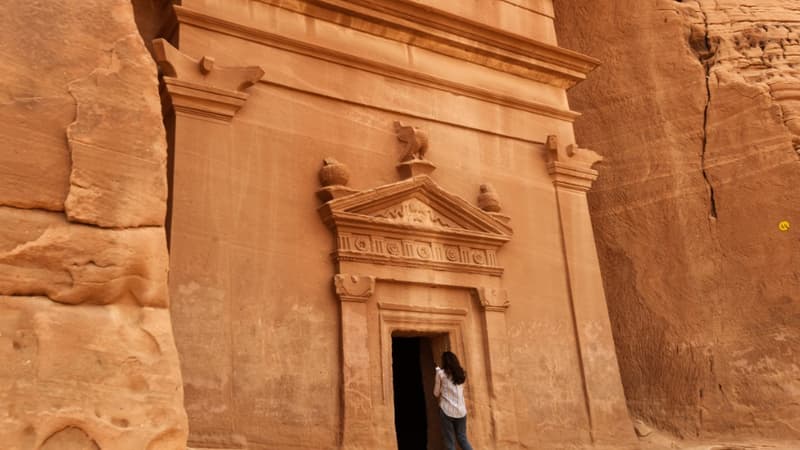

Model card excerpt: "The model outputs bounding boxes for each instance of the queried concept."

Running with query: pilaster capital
[545,135,603,192]
[334,274,376,302]
[152,38,264,121]
[475,287,510,312]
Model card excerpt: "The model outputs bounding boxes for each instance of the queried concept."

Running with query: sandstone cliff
[555,0,800,440]
[0,1,187,448]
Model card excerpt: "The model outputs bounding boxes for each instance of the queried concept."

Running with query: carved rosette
[334,274,376,302]
[545,134,603,191]
[475,287,510,312]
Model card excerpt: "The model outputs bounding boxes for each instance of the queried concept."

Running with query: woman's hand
[433,367,442,398]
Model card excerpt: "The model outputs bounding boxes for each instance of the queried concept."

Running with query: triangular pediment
[318,175,511,276]
[320,176,512,238]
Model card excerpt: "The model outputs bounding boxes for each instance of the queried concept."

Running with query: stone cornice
[161,77,249,121]
[255,0,600,89]
[173,5,583,121]
[152,38,264,121]
[547,161,599,191]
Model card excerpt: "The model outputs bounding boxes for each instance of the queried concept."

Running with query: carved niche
[318,175,513,276]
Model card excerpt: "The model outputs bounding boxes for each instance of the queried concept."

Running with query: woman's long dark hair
[441,351,466,385]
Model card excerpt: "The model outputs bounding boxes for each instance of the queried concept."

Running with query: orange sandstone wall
[555,0,800,439]
[0,1,187,448]
[166,1,633,449]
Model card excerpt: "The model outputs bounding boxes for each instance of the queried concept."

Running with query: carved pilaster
[544,133,637,444]
[333,274,376,302]
[334,273,377,449]
[473,286,518,446]
[545,135,603,191]
[152,39,264,121]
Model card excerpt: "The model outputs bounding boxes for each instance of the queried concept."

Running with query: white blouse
[434,367,467,418]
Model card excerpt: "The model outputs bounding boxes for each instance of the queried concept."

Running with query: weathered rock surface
[1,2,168,225]
[0,0,187,448]
[0,207,168,307]
[65,33,168,228]
[0,296,185,450]
[40,427,99,450]
[555,0,800,440]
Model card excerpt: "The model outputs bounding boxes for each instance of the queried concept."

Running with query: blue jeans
[439,408,474,450]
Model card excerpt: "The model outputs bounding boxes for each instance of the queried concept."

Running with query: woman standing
[434,351,474,450]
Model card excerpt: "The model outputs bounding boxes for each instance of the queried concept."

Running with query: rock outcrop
[555,0,800,440]
[0,1,187,449]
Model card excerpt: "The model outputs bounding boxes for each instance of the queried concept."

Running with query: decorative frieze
[335,232,501,275]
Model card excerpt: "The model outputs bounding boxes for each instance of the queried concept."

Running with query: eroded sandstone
[0,207,168,307]
[0,297,185,449]
[65,33,168,229]
[0,0,187,448]
[555,0,800,440]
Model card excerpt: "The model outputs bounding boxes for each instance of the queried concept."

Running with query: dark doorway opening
[392,335,447,450]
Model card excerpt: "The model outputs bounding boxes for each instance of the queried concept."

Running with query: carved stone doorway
[319,132,520,449]
[391,333,448,450]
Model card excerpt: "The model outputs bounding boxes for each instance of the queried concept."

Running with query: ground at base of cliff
[643,441,800,450]
[640,431,800,450]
